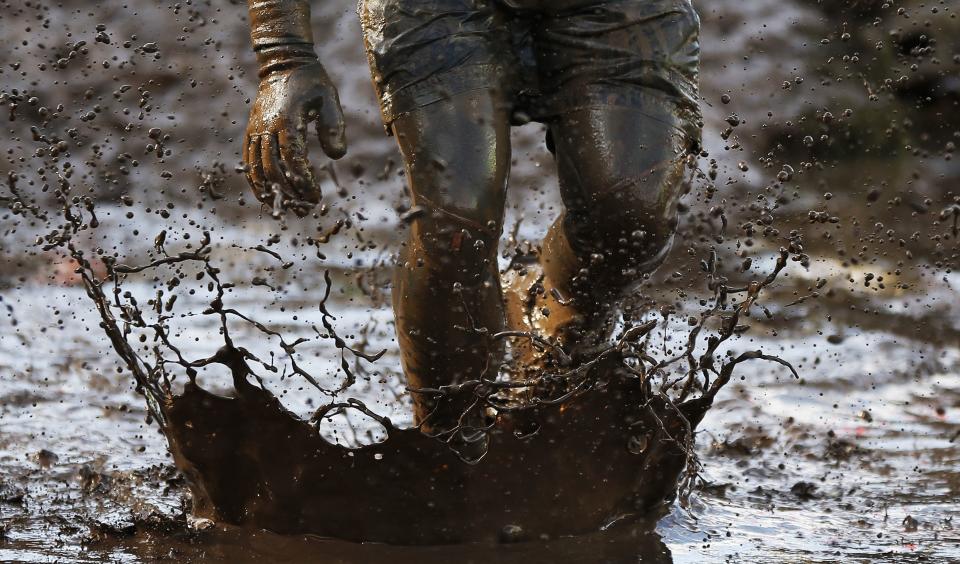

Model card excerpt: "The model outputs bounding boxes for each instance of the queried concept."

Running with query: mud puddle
[2,260,958,561]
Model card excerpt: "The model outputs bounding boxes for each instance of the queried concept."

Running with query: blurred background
[1,0,958,561]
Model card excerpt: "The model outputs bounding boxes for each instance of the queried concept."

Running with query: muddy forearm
[248,0,319,78]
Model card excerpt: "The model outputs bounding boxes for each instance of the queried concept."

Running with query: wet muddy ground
[2,252,958,562]
[2,0,959,562]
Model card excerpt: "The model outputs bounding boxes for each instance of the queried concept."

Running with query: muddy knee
[398,135,507,286]
[564,158,685,283]
[548,105,694,294]
[403,202,503,286]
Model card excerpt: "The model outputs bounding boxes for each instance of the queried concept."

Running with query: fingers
[260,134,291,196]
[314,86,347,160]
[246,134,269,203]
[242,133,258,193]
[261,133,314,217]
[245,129,320,216]
[277,128,319,204]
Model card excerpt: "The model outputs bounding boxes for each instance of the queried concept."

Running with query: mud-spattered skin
[244,0,698,418]
[244,0,346,216]
[361,0,701,432]
[236,0,700,540]
[389,92,693,430]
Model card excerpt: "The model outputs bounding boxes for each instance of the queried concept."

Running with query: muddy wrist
[249,0,318,78]
[255,43,319,78]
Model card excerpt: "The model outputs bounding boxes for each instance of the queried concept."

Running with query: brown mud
[73,239,780,544]
[167,369,693,544]
[82,522,677,563]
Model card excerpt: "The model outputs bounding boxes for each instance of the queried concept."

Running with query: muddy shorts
[358,0,702,145]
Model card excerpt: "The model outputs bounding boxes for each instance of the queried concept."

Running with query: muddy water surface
[2,259,957,562]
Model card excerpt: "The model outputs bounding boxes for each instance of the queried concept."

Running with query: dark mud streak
[28,79,796,546]
[164,345,702,544]
[63,216,791,545]
[90,521,675,563]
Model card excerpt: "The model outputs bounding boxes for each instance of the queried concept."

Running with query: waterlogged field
[1,255,958,562]
[2,0,959,562]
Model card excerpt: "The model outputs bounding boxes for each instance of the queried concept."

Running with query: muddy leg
[537,105,692,357]
[390,90,511,437]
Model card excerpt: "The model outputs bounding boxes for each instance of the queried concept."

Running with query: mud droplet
[34,449,59,469]
[499,524,526,543]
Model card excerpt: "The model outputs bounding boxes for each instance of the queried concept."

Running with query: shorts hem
[534,84,702,147]
[377,63,506,128]
[375,66,702,148]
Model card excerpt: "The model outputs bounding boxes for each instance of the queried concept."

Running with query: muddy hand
[244,62,346,216]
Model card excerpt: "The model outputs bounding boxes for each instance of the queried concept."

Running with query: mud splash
[63,213,797,543]
[16,137,795,543]
[167,368,688,543]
